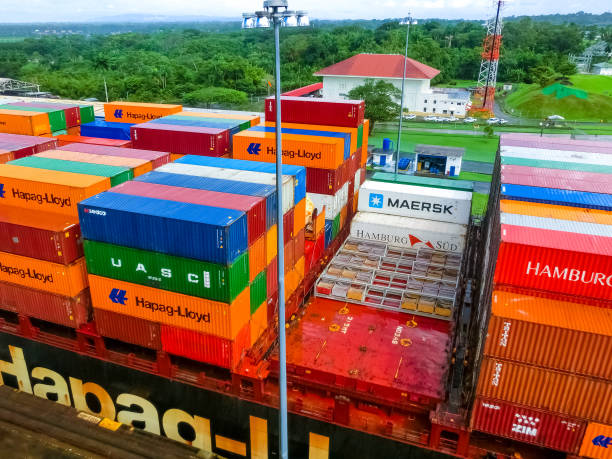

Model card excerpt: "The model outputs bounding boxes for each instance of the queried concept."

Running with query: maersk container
[501,170,611,197]
[83,240,249,303]
[500,155,612,175]
[265,97,365,128]
[135,171,278,229]
[308,182,349,219]
[157,162,294,214]
[18,102,81,127]
[501,183,612,211]
[358,181,472,225]
[0,103,67,132]
[351,212,466,253]
[78,192,248,265]
[58,143,171,168]
[80,120,134,140]
[131,123,230,157]
[173,155,306,204]
[500,145,612,166]
[371,172,474,192]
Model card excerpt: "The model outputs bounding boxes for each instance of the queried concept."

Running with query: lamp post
[395,14,418,176]
[242,4,309,459]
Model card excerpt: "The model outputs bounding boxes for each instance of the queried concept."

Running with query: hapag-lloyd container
[55,135,132,148]
[104,101,182,124]
[78,192,247,265]
[111,180,266,246]
[131,123,229,157]
[477,356,612,424]
[501,183,612,211]
[500,145,612,166]
[94,308,161,350]
[486,290,612,379]
[357,180,472,225]
[471,397,586,454]
[579,422,612,459]
[80,120,134,140]
[0,109,51,135]
[266,121,362,154]
[88,275,250,339]
[265,97,365,128]
[0,133,58,159]
[35,150,153,177]
[500,200,612,226]
[350,212,467,253]
[17,102,81,127]
[58,143,171,169]
[308,182,349,219]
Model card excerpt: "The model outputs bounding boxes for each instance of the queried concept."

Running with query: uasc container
[264,97,365,128]
[104,102,182,124]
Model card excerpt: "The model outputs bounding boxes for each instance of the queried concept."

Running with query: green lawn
[569,74,612,95]
[433,79,476,89]
[455,171,492,182]
[472,193,489,218]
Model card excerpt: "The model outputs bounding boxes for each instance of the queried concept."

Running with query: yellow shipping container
[35,150,153,177]
[579,422,612,459]
[104,102,183,124]
[0,109,50,135]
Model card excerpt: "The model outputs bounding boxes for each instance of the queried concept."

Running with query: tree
[483,124,495,137]
[557,60,577,78]
[182,87,248,108]
[348,80,401,133]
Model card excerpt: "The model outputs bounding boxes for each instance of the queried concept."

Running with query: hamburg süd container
[34,150,153,177]
[264,97,365,128]
[58,143,171,169]
[83,240,249,303]
[357,180,472,225]
[130,123,229,157]
[15,102,81,127]
[80,120,134,140]
[500,199,612,226]
[0,109,51,136]
[94,308,161,350]
[351,211,467,253]
[78,192,248,265]
[88,275,250,339]
[579,422,612,459]
[55,135,132,148]
[0,103,66,132]
[104,101,182,124]
[501,183,612,211]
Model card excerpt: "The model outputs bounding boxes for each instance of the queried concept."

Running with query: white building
[314,54,471,117]
[592,63,612,76]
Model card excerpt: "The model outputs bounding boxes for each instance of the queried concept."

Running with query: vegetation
[348,81,400,133]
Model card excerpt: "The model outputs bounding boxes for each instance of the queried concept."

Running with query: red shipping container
[131,123,229,157]
[284,239,295,274]
[267,257,278,299]
[161,322,250,369]
[0,281,89,328]
[294,227,305,262]
[360,166,366,185]
[306,163,346,195]
[283,207,294,243]
[0,134,58,159]
[94,308,161,350]
[471,397,586,454]
[501,170,611,194]
[111,181,266,246]
[59,143,170,168]
[265,97,365,128]
[56,135,131,148]
[10,102,81,128]
[501,164,611,184]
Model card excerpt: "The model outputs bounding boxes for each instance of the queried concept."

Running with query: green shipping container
[9,156,133,186]
[250,270,267,314]
[79,105,95,124]
[500,156,612,174]
[83,240,250,303]
[371,172,474,192]
[357,123,364,149]
[0,104,67,132]
[332,213,340,240]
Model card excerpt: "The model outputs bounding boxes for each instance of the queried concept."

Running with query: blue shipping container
[500,183,612,211]
[324,220,334,248]
[135,171,278,229]
[174,155,306,204]
[150,117,244,138]
[78,192,248,265]
[80,120,134,140]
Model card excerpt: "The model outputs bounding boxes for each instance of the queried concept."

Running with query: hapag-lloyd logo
[263,146,322,162]
[525,261,612,287]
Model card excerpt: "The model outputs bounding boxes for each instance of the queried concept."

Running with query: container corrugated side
[179,110,260,127]
[35,150,152,177]
[501,164,611,184]
[500,145,612,166]
[267,258,278,299]
[58,143,171,169]
[250,301,267,346]
[294,228,305,262]
[361,120,369,167]
[477,356,612,424]
[294,198,306,233]
[579,422,612,459]
[306,163,347,195]
[131,123,229,157]
[0,109,51,135]
[264,97,365,128]
[56,135,131,148]
[266,121,360,157]
[371,172,474,192]
[308,182,349,219]
[499,133,612,153]
[104,101,182,124]
[249,235,266,283]
[501,183,612,211]
[500,199,612,226]
[501,155,612,175]
[89,275,250,339]
[81,120,133,140]
[0,103,66,132]
[94,308,161,350]
[250,270,267,314]
[15,102,80,128]
[266,226,277,265]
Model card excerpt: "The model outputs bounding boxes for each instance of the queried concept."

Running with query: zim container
[80,120,134,140]
[500,199,612,226]
[264,97,365,128]
[104,102,182,124]
[89,275,250,339]
[501,183,612,211]
[94,308,161,350]
[59,143,170,169]
[83,240,249,304]
[250,270,267,314]
[0,109,50,136]
[131,123,229,157]
[0,103,66,132]
[78,192,248,265]
[55,135,132,148]
[34,150,153,177]
[579,422,612,459]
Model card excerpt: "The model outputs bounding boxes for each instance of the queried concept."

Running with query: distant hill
[505,11,612,25]
[86,14,234,23]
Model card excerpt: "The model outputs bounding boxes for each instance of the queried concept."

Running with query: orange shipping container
[250,301,267,346]
[35,150,153,177]
[249,235,266,283]
[0,150,13,164]
[361,120,369,167]
[0,164,110,216]
[295,256,305,282]
[266,225,278,265]
[67,126,80,136]
[0,251,87,296]
[88,275,250,340]
[104,102,182,124]
[477,356,612,425]
[233,130,346,170]
[294,198,306,232]
[500,199,612,226]
[264,121,360,156]
[353,191,359,214]
[285,269,299,299]
[179,111,261,127]
[0,109,50,136]
[170,154,185,162]
[579,422,612,459]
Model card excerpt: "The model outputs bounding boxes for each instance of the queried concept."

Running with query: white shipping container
[357,180,472,225]
[500,146,612,166]
[157,163,294,214]
[308,182,349,219]
[354,169,361,194]
[350,211,467,252]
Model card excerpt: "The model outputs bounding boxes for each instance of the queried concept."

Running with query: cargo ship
[0,97,609,459]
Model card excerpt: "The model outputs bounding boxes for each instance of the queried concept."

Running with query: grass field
[569,74,612,95]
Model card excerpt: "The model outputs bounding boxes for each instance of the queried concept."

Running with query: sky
[3,0,610,22]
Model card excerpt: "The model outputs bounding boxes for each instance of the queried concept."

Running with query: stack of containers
[472,134,612,458]
[81,118,134,141]
[0,102,67,136]
[54,134,132,148]
[0,101,94,137]
[0,133,58,160]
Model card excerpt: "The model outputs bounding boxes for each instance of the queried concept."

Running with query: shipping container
[294,228,305,262]
[500,133,612,154]
[89,275,250,339]
[477,357,612,424]
[80,120,134,140]
[0,133,58,159]
[294,198,306,233]
[358,181,472,225]
[350,212,467,253]
[56,135,132,148]
[150,116,248,139]
[160,321,250,369]
[249,235,266,283]
[59,143,171,169]
[471,397,586,454]
[306,162,347,195]
[83,240,249,304]
[0,206,81,264]
[264,97,364,128]
[104,102,182,124]
[77,105,95,124]
[232,129,346,170]
[0,103,67,132]
[0,163,110,216]
[266,121,362,155]
[500,183,612,211]
[500,200,612,226]
[66,126,80,136]
[361,120,369,166]
[0,150,13,164]
[371,172,474,192]
[94,308,161,350]
[179,110,260,127]
[308,183,349,219]
[266,258,278,299]
[295,256,305,282]
[501,164,611,184]
[35,150,153,177]
[579,422,612,459]
[9,156,133,187]
[131,123,229,157]
[250,271,267,314]
[16,102,81,127]
[500,145,612,166]
[78,192,248,265]
[266,226,277,265]
[0,251,87,296]
[284,239,295,275]
[500,155,612,175]
[250,300,267,346]
[283,208,294,244]
[0,109,50,135]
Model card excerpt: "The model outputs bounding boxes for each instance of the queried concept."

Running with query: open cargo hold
[9,156,133,187]
[179,110,260,127]
[58,143,171,168]
[34,150,153,177]
[500,200,612,226]
[308,182,349,219]
[471,397,586,455]
[135,171,278,230]
[579,422,612,459]
[486,290,612,379]
[173,155,306,204]
[0,103,67,132]
[500,155,612,175]
[94,308,161,350]
[232,129,346,170]
[501,183,612,210]
[111,180,266,246]
[0,206,81,264]
[0,109,50,136]
[500,132,612,154]
[88,275,250,339]
[371,172,475,192]
[494,213,612,302]
[0,164,109,216]
[55,135,132,148]
[78,192,248,265]
[84,240,249,303]
[264,97,365,128]
[358,180,472,225]
[477,356,612,424]
[350,211,467,253]
[80,120,133,140]
[104,101,182,124]
[0,133,58,159]
[14,102,81,127]
[131,123,229,157]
